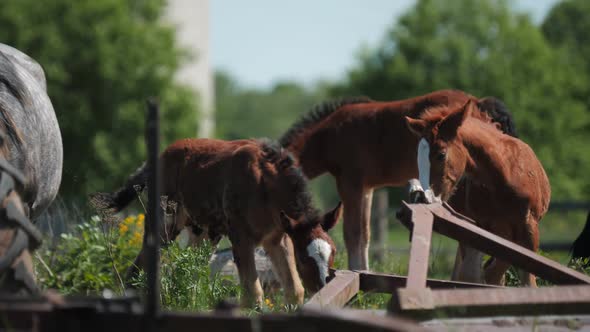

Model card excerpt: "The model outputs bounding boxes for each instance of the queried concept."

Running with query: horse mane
[476,97,518,137]
[257,138,320,222]
[279,96,373,148]
[419,97,517,137]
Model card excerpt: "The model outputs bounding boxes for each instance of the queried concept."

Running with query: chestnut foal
[280,89,516,270]
[92,138,341,305]
[406,100,551,286]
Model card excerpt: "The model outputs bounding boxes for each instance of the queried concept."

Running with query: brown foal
[280,89,516,270]
[92,138,342,305]
[406,100,551,286]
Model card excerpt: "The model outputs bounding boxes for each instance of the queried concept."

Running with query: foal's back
[160,138,284,240]
[467,119,551,220]
[161,138,265,210]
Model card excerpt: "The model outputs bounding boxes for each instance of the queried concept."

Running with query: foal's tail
[571,211,590,265]
[476,97,518,138]
[89,162,148,213]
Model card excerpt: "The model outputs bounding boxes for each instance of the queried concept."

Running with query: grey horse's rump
[0,44,62,218]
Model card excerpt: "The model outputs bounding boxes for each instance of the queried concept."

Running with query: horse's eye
[436,151,446,161]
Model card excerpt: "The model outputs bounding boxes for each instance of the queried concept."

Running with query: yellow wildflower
[119,223,129,234]
[138,213,145,222]
[264,298,274,309]
[127,231,143,246]
[124,216,134,225]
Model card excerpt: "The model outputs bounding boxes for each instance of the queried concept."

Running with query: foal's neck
[461,120,511,186]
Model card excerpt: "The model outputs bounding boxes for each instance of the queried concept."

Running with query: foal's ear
[438,100,474,139]
[405,117,427,137]
[279,211,298,235]
[321,202,343,231]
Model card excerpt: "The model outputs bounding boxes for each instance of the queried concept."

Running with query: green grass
[35,213,240,311]
[33,200,589,312]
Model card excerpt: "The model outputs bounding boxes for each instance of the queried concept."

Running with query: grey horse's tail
[90,162,148,213]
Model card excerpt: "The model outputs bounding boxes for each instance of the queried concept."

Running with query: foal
[280,89,516,270]
[406,100,551,286]
[92,138,341,305]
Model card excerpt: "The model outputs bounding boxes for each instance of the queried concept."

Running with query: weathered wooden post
[372,189,389,265]
[145,98,161,323]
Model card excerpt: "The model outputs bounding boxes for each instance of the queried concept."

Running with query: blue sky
[211,0,559,89]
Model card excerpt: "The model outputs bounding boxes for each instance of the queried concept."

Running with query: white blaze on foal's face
[417,138,431,190]
[306,238,332,285]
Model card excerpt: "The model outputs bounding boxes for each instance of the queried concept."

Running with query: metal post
[145,98,161,321]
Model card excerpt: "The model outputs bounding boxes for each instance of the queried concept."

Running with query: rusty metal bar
[357,270,501,293]
[304,270,360,309]
[397,201,590,285]
[405,204,433,289]
[277,306,427,332]
[145,99,161,322]
[390,285,590,318]
[0,296,426,332]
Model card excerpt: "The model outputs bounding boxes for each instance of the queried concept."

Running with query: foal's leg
[262,234,304,304]
[457,246,483,283]
[450,245,464,281]
[484,258,510,285]
[483,226,513,285]
[516,213,539,287]
[232,239,263,307]
[338,179,373,270]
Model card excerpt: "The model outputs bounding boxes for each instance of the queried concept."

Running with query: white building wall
[165,0,214,138]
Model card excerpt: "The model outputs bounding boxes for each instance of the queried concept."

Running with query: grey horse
[0,43,63,294]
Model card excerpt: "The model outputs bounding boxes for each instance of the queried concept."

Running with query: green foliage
[332,0,590,199]
[0,0,198,199]
[36,214,144,294]
[134,242,241,311]
[36,213,240,311]
[543,0,590,59]
[215,71,328,140]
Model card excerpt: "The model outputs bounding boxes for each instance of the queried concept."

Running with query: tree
[543,0,590,63]
[0,0,198,199]
[333,0,590,199]
[215,71,325,140]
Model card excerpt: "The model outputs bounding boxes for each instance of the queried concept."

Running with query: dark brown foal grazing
[406,100,551,286]
[280,89,517,270]
[91,138,341,306]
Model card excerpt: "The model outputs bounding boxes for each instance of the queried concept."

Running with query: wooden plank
[304,270,360,309]
[357,270,501,293]
[398,202,590,285]
[405,205,433,289]
[391,285,590,319]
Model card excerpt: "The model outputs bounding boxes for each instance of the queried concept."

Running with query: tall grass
[33,195,589,312]
[35,213,240,311]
